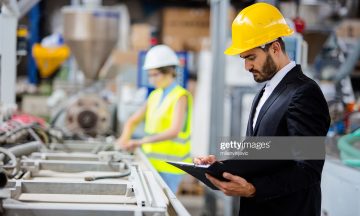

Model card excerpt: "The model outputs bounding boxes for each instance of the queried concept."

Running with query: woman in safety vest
[117,45,192,193]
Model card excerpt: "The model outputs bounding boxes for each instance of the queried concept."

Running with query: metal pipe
[0,146,18,177]
[209,0,228,159]
[0,141,42,162]
[207,1,229,216]
[6,141,42,157]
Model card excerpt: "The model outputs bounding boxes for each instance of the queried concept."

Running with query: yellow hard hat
[224,3,294,55]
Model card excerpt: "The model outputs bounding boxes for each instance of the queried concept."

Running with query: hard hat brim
[224,29,295,56]
[224,45,245,56]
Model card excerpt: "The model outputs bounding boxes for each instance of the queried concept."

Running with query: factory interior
[0,0,359,215]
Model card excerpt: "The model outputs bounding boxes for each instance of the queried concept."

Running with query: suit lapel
[252,65,302,135]
[253,83,287,135]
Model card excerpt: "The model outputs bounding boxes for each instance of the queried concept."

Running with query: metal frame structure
[0,8,17,105]
[205,0,230,215]
[0,140,190,216]
[0,0,41,104]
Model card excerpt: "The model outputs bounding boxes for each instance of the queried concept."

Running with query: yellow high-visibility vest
[142,85,192,174]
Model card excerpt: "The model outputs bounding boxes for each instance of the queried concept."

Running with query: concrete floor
[178,195,204,216]
[178,194,226,216]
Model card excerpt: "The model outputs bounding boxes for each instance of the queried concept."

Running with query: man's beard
[251,54,278,83]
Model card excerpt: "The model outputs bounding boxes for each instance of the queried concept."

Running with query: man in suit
[194,3,330,216]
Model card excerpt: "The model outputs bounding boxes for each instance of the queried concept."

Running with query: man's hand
[206,172,256,197]
[193,155,217,165]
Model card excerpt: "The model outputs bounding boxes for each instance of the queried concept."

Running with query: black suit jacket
[234,65,330,216]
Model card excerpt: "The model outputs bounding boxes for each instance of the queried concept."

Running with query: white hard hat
[143,45,179,70]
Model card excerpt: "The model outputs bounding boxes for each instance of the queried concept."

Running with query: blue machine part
[138,51,189,96]
[283,35,303,64]
[28,3,41,84]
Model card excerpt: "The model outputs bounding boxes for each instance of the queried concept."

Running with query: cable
[84,169,131,181]
[0,147,18,177]
[84,161,131,181]
[33,128,49,144]
[50,107,66,127]
[0,122,39,144]
[27,128,43,144]
[0,121,59,145]
[0,124,34,138]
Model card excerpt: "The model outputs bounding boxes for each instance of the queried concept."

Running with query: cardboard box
[161,7,236,52]
[336,19,360,39]
[163,35,212,52]
[112,49,139,65]
[21,95,50,118]
[162,36,185,51]
[131,23,152,51]
[162,8,210,52]
[162,8,210,36]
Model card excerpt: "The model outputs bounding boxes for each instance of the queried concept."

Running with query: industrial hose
[4,141,42,158]
[0,147,18,177]
[337,128,360,167]
[84,161,131,181]
[0,141,42,177]
[84,169,131,181]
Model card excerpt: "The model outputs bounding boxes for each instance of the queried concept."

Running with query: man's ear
[271,41,282,55]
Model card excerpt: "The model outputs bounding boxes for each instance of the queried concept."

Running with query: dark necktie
[249,88,265,135]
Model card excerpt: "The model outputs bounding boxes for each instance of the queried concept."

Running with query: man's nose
[245,60,253,71]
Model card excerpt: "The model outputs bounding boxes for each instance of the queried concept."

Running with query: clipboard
[168,160,290,190]
[167,161,229,190]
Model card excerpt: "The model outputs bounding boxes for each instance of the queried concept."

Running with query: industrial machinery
[0,86,190,215]
[49,4,120,137]
[62,6,119,82]
[64,93,113,137]
[0,140,190,215]
[0,0,42,105]
[1,2,191,215]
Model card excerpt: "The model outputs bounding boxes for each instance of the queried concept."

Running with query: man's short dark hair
[262,37,286,53]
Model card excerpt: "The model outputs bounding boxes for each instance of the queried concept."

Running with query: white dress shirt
[252,61,296,129]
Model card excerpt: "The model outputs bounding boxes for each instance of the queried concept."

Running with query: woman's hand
[115,103,147,151]
[119,139,143,152]
[116,137,129,149]
[193,155,217,165]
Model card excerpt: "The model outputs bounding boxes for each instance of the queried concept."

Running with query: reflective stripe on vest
[142,85,192,174]
[145,133,191,145]
[172,136,191,144]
